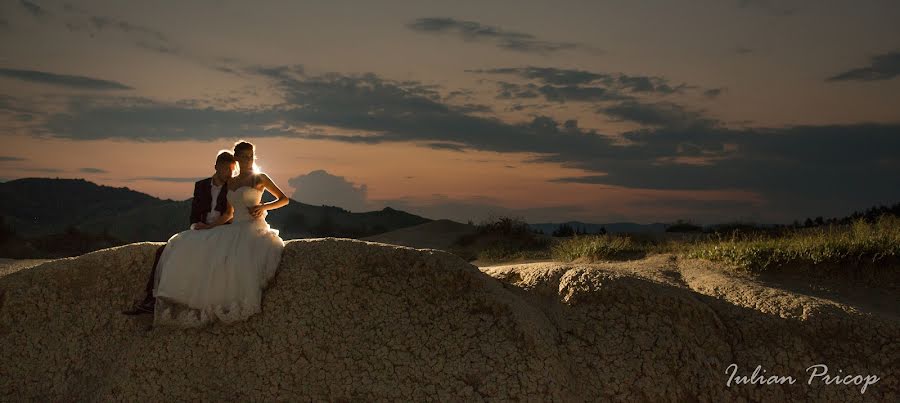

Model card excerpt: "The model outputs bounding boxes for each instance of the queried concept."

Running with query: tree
[552,223,575,237]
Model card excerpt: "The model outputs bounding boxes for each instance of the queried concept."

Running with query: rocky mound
[0,240,897,401]
[361,219,477,251]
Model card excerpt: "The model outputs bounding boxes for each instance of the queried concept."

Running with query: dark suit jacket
[190,177,232,226]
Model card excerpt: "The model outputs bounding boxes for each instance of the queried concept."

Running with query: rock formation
[0,239,896,401]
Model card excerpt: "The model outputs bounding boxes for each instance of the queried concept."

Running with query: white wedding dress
[153,185,284,328]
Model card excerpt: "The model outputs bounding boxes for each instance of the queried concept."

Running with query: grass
[462,214,900,274]
[451,215,553,263]
[679,215,900,272]
[550,233,653,262]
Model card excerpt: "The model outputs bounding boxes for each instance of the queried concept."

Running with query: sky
[1,0,899,225]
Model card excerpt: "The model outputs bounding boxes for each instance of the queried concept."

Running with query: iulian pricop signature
[725,364,881,394]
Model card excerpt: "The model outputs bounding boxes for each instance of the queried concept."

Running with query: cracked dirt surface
[0,239,896,401]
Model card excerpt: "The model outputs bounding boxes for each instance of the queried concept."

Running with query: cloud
[543,122,900,221]
[599,100,719,129]
[826,50,900,82]
[41,96,289,141]
[287,169,369,212]
[79,167,107,173]
[0,156,26,162]
[0,68,133,90]
[470,67,611,86]
[468,67,698,103]
[703,88,726,98]
[735,46,754,55]
[19,0,48,17]
[423,142,468,152]
[22,67,900,222]
[406,17,600,55]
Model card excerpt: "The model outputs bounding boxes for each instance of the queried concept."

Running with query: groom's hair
[215,150,235,165]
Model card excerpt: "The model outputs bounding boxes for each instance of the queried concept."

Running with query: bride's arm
[254,173,289,213]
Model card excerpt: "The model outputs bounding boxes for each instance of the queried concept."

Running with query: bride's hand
[248,205,265,218]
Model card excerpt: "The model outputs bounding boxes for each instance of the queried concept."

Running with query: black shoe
[122,299,155,315]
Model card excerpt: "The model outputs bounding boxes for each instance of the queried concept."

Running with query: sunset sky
[2,0,899,225]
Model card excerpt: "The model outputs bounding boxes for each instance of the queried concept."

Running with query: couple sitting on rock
[122,140,289,328]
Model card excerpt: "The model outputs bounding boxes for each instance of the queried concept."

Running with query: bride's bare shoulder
[253,172,268,188]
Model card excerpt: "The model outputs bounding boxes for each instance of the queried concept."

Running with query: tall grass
[550,233,654,261]
[681,215,900,272]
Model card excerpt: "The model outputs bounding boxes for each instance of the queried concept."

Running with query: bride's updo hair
[233,140,255,158]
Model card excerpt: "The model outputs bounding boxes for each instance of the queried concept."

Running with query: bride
[153,140,289,328]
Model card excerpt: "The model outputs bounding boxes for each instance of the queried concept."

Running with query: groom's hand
[193,222,211,230]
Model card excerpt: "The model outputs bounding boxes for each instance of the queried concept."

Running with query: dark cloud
[599,100,719,129]
[42,97,288,141]
[19,0,48,17]
[450,103,493,114]
[471,67,687,94]
[252,70,610,155]
[544,123,900,221]
[0,68,132,90]
[287,169,369,212]
[469,67,611,86]
[0,156,25,162]
[423,142,468,152]
[538,84,629,103]
[24,67,900,222]
[703,88,726,98]
[494,81,540,100]
[735,46,754,55]
[79,167,107,173]
[406,17,599,55]
[468,67,695,103]
[826,50,900,82]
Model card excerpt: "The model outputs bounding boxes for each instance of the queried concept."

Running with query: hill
[0,178,431,257]
[528,221,669,235]
[0,240,895,400]
[360,219,478,250]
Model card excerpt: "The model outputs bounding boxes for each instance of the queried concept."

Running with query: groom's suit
[142,177,232,301]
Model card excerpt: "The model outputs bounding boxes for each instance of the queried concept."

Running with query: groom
[122,150,237,315]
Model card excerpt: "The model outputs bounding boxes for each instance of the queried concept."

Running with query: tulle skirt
[152,218,284,328]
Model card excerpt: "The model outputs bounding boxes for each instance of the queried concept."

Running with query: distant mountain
[528,221,670,235]
[0,178,431,246]
[0,178,168,239]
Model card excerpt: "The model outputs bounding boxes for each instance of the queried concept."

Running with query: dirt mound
[361,219,477,250]
[0,240,896,401]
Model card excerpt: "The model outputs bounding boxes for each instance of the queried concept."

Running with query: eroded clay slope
[0,240,896,401]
